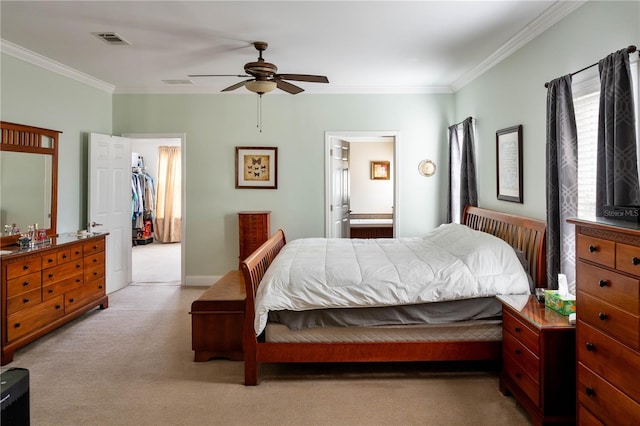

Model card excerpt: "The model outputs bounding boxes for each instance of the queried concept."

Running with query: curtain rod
[544,45,637,88]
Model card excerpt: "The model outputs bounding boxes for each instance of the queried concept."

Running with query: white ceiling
[0,1,585,95]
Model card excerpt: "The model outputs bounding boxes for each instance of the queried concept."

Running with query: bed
[240,206,546,385]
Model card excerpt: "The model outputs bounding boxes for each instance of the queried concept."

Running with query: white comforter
[254,223,530,334]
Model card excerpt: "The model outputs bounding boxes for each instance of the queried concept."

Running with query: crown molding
[0,39,115,94]
[450,0,587,92]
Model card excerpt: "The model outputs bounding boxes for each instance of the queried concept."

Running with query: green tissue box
[544,290,576,316]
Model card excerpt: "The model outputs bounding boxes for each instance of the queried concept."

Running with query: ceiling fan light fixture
[245,80,277,95]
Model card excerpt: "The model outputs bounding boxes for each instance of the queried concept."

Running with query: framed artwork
[496,125,523,203]
[371,161,390,180]
[235,146,278,189]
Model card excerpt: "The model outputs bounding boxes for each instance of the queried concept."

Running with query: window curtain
[595,48,640,214]
[155,146,181,243]
[447,117,477,223]
[546,75,578,291]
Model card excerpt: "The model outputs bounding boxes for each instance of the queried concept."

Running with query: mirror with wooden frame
[1,121,60,247]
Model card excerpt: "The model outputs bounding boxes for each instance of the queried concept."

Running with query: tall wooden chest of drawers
[1,234,108,365]
[238,211,270,262]
[568,218,640,424]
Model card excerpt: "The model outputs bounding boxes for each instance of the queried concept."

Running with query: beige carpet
[1,284,532,425]
[132,241,181,284]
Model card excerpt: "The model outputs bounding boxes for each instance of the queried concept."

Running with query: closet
[132,153,155,245]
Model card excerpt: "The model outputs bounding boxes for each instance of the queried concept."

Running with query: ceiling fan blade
[277,74,329,83]
[276,79,304,94]
[188,74,250,78]
[222,79,252,92]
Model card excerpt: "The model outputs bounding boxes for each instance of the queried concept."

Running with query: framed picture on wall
[235,146,278,189]
[371,161,390,180]
[496,125,523,203]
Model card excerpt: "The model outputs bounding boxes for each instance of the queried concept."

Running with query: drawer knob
[98,285,103,289]
[633,257,640,266]
[48,273,54,278]
[599,279,608,287]
[76,264,81,268]
[514,349,521,355]
[22,281,29,287]
[598,312,608,321]
[14,322,21,328]
[55,304,61,310]
[589,245,598,253]
[62,254,68,259]
[23,298,29,304]
[515,372,521,379]
[48,289,53,294]
[585,387,596,397]
[586,342,595,352]
[69,298,75,303]
[48,258,54,263]
[22,265,29,270]
[514,327,521,333]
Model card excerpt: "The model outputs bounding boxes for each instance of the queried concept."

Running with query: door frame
[324,131,400,238]
[123,132,186,286]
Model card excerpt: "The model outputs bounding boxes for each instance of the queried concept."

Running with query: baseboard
[185,275,222,287]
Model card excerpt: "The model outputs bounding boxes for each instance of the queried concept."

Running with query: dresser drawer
[578,291,639,350]
[6,288,42,315]
[41,251,58,268]
[577,234,616,268]
[577,261,640,314]
[65,278,105,314]
[5,258,42,279]
[503,353,540,407]
[42,273,83,301]
[42,260,83,285]
[616,242,640,277]
[83,251,105,270]
[83,239,105,256]
[578,363,640,424]
[503,330,540,379]
[578,321,640,402]
[578,405,604,426]
[502,309,539,355]
[6,271,41,298]
[6,296,65,342]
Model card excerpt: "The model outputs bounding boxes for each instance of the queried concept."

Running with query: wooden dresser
[1,233,108,365]
[568,218,640,424]
[497,295,576,425]
[238,211,270,262]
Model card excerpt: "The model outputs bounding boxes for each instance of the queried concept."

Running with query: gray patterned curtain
[596,49,640,214]
[447,117,477,223]
[546,75,578,291]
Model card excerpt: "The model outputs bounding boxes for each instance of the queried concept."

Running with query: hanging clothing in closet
[131,171,155,227]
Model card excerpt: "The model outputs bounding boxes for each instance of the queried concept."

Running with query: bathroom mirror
[1,121,60,247]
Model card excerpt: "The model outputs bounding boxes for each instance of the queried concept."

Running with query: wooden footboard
[239,207,546,385]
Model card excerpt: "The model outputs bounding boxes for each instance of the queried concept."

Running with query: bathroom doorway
[325,131,399,238]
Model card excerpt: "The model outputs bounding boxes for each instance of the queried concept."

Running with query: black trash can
[1,368,30,426]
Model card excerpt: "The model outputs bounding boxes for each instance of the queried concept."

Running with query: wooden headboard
[463,205,546,288]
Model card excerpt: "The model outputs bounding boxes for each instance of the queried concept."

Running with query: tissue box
[544,290,576,316]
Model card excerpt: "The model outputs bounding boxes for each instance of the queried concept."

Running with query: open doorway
[325,131,399,238]
[126,134,185,285]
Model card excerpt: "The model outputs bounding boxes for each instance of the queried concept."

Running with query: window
[573,55,639,216]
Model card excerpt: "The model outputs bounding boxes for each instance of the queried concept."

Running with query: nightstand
[497,295,576,426]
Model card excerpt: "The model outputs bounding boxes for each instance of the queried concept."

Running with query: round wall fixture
[418,159,436,177]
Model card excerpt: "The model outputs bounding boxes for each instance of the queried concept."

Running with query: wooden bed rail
[463,205,547,288]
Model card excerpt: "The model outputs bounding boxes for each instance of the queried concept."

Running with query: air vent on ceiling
[92,32,130,45]
[162,79,194,85]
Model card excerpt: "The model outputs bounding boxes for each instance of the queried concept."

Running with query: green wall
[0,54,112,234]
[113,93,453,277]
[454,0,640,220]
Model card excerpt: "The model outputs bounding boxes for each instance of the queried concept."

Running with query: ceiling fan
[188,41,329,95]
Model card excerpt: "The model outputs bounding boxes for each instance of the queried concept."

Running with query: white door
[89,133,132,293]
[330,139,350,238]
